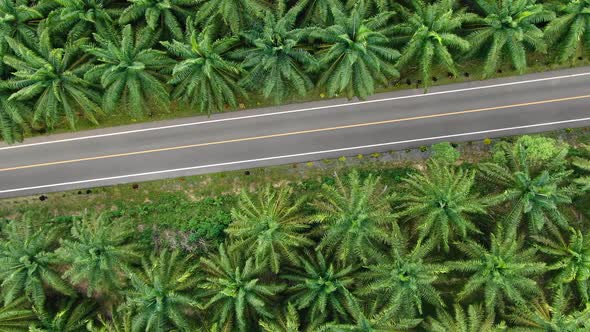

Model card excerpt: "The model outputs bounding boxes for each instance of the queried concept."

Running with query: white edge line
[2,117,589,195]
[2,71,590,151]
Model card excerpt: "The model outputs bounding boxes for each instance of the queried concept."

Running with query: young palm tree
[451,231,546,314]
[573,144,590,192]
[533,228,590,302]
[124,250,198,331]
[0,0,42,49]
[397,161,487,252]
[312,170,395,263]
[84,25,171,118]
[509,287,590,331]
[235,3,317,104]
[162,21,245,115]
[3,30,102,129]
[0,216,74,309]
[47,0,118,41]
[0,88,28,143]
[468,0,555,78]
[259,303,301,332]
[56,212,143,297]
[283,250,360,329]
[194,0,268,34]
[361,233,447,320]
[425,303,500,332]
[392,0,473,91]
[315,4,400,100]
[119,0,194,40]
[199,244,286,332]
[226,185,313,274]
[545,0,590,63]
[30,300,96,332]
[0,297,37,331]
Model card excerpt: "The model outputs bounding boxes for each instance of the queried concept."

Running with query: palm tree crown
[426,303,500,332]
[193,0,268,34]
[119,0,194,40]
[545,0,590,63]
[0,88,27,143]
[48,0,117,41]
[0,297,37,332]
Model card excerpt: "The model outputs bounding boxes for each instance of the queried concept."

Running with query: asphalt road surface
[1,67,590,198]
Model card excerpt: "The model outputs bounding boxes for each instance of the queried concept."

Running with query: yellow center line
[2,94,589,173]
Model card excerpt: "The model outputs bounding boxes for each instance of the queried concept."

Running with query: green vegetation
[1,0,589,143]
[1,133,589,330]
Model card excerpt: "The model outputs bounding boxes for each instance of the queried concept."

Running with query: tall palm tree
[124,250,198,332]
[545,0,590,63]
[0,88,28,143]
[573,144,590,192]
[235,3,317,104]
[425,303,500,332]
[84,24,171,118]
[199,244,286,332]
[194,0,268,34]
[391,0,473,91]
[361,231,447,320]
[56,212,143,297]
[397,161,487,252]
[3,30,102,129]
[47,0,118,41]
[468,0,555,78]
[283,250,360,329]
[162,21,245,115]
[119,0,194,40]
[259,303,301,332]
[312,170,395,263]
[0,297,37,331]
[226,185,313,274]
[30,300,96,332]
[314,4,399,100]
[450,231,546,314]
[0,216,75,309]
[533,228,590,302]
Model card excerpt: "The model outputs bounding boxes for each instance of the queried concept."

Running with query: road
[1,67,590,198]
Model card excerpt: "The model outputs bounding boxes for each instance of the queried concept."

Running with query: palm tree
[194,0,268,34]
[0,297,37,331]
[312,170,395,263]
[299,0,341,26]
[226,185,313,274]
[533,228,590,302]
[47,0,118,41]
[450,231,546,314]
[346,0,398,13]
[0,0,42,49]
[124,250,198,331]
[397,161,487,252]
[90,308,133,332]
[545,0,590,63]
[361,232,447,320]
[314,4,400,100]
[56,212,143,297]
[119,0,194,40]
[468,0,555,78]
[162,21,245,115]
[391,0,473,91]
[259,303,301,332]
[84,24,171,118]
[235,3,317,104]
[0,88,28,143]
[3,30,102,129]
[30,300,96,332]
[0,216,75,309]
[199,244,286,332]
[509,287,590,331]
[479,143,575,234]
[283,250,360,329]
[425,303,501,332]
[573,144,590,192]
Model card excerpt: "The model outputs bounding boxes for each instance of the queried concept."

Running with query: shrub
[430,142,460,164]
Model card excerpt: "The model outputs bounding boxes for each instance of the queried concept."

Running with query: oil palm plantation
[124,250,198,331]
[47,0,118,41]
[451,231,546,314]
[31,300,96,332]
[226,185,313,274]
[0,297,37,331]
[119,0,194,40]
[425,303,500,332]
[283,250,360,329]
[312,171,395,263]
[545,0,590,63]
[193,0,268,34]
[84,24,171,118]
[56,212,143,297]
[3,31,102,129]
[162,21,245,115]
[199,244,286,331]
[314,4,400,100]
[0,88,27,143]
[468,0,555,78]
[235,3,317,104]
[397,161,487,252]
[0,216,74,309]
[391,0,472,91]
